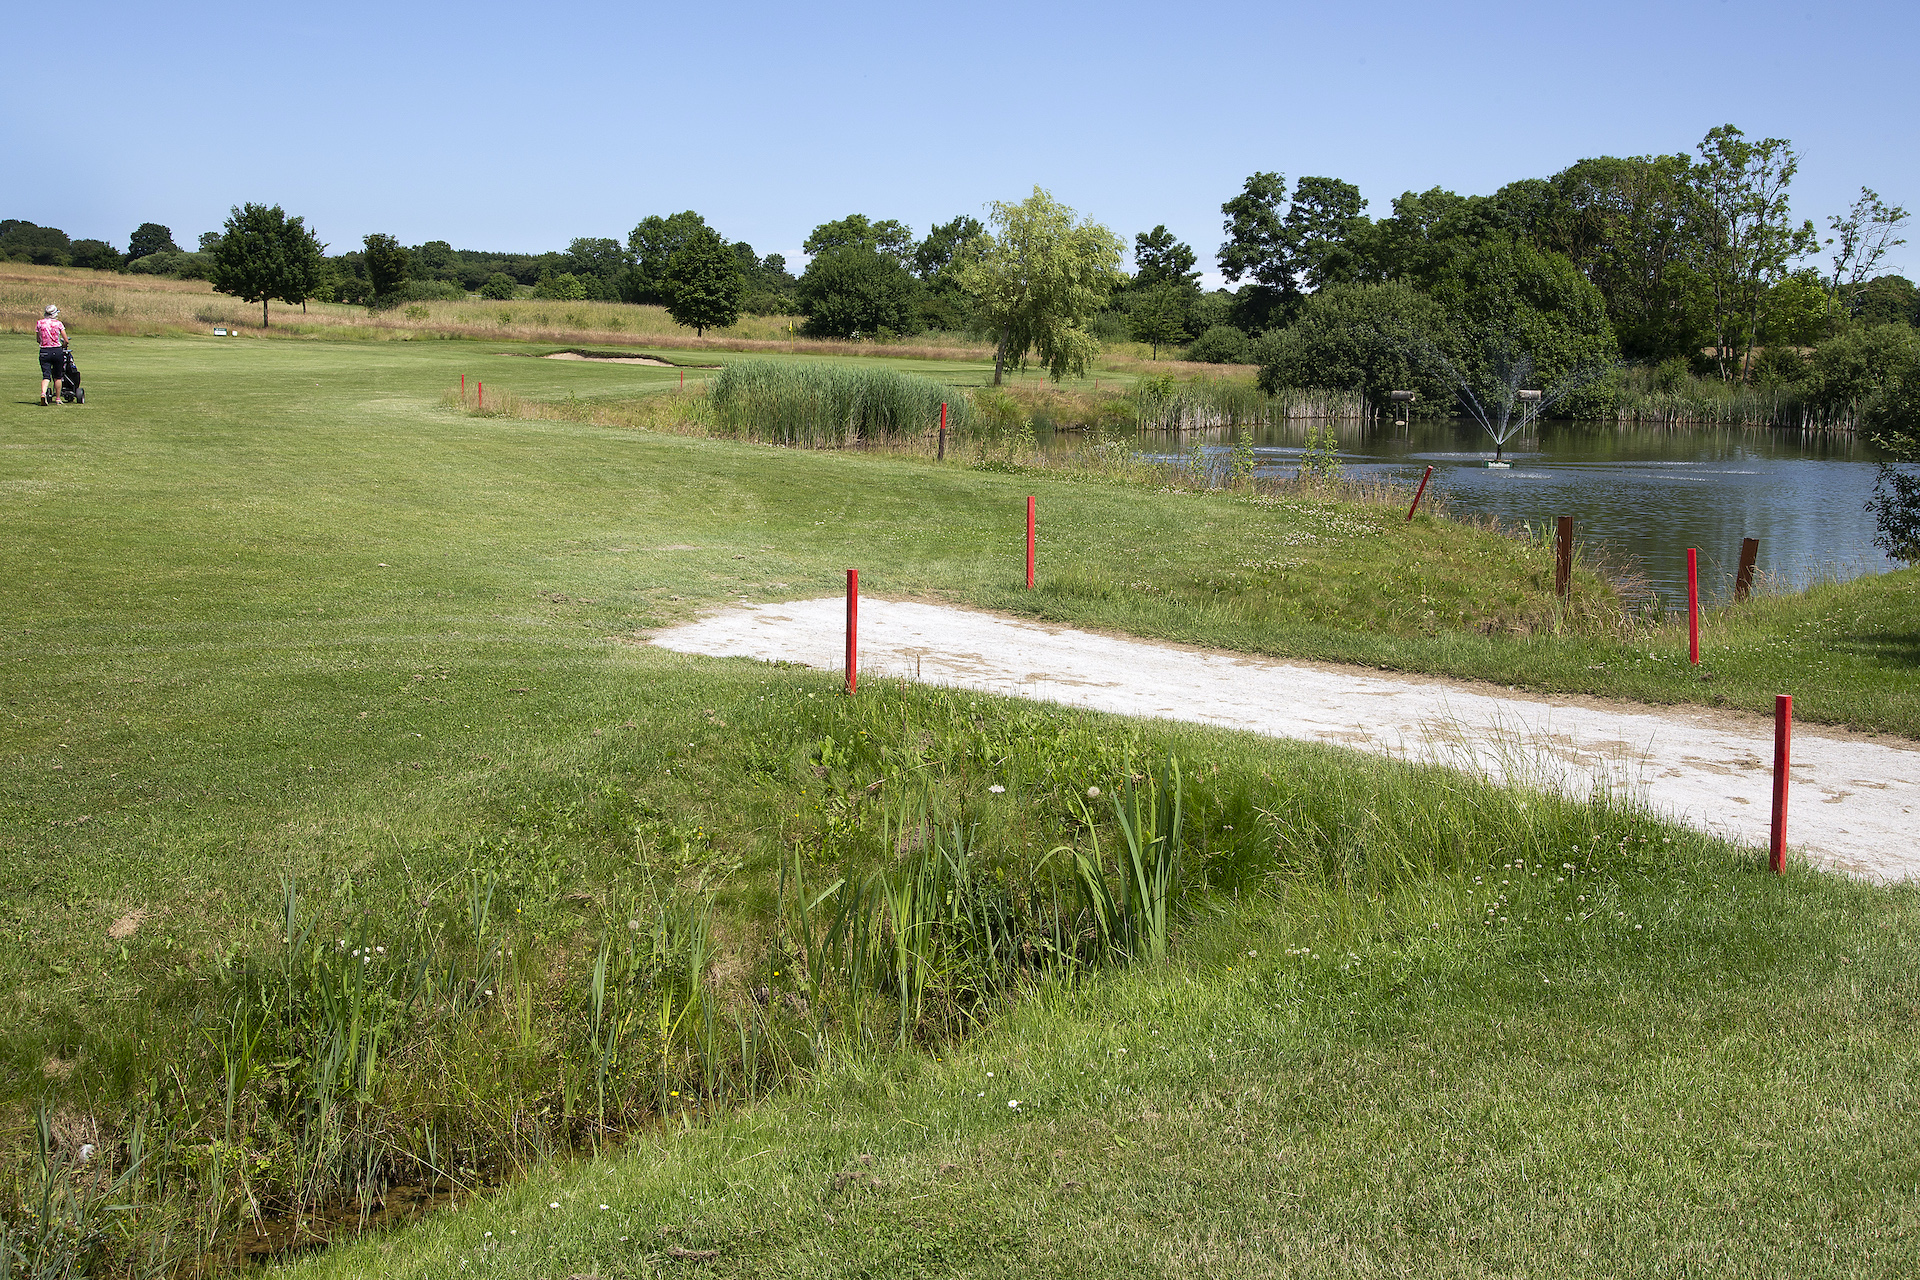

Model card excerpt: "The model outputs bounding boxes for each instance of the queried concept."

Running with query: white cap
[44,304,58,317]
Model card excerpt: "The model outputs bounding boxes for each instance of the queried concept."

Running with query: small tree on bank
[663,226,743,336]
[958,187,1124,384]
[208,203,325,327]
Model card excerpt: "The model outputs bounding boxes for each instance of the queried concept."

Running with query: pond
[1047,418,1901,607]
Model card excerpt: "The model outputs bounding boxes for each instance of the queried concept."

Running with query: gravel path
[652,598,1920,883]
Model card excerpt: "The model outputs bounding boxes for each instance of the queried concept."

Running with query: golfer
[37,305,68,405]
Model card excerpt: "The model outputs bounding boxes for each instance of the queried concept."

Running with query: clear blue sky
[8,0,1915,282]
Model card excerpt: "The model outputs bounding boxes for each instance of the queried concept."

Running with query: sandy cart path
[651,598,1920,883]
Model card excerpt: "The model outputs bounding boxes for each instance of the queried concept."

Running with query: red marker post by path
[938,401,948,462]
[1687,548,1700,665]
[844,569,859,695]
[1026,497,1036,589]
[1771,694,1792,873]
[1405,465,1433,521]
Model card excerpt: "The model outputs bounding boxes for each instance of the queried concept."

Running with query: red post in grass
[460,373,466,405]
[1405,464,1433,521]
[845,569,859,695]
[1771,694,1792,873]
[1026,496,1036,589]
[477,381,484,412]
[679,369,684,391]
[1687,548,1700,665]
[938,401,948,461]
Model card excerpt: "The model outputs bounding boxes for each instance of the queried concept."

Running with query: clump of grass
[708,361,973,446]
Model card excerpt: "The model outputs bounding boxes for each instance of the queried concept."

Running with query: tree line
[10,123,1914,376]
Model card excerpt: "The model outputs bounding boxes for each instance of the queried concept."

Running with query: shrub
[1185,324,1253,364]
[532,272,588,301]
[401,279,466,302]
[796,246,921,339]
[479,272,518,301]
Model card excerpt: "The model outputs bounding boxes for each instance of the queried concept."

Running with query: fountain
[1398,333,1617,468]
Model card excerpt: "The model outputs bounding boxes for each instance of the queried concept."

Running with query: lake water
[1047,419,1900,607]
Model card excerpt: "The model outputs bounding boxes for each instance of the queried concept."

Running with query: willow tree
[958,188,1123,384]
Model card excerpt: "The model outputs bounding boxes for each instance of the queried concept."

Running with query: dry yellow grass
[0,263,1004,361]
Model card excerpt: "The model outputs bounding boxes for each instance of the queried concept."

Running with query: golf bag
[56,349,83,403]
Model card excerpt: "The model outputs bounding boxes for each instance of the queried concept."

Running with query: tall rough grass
[708,361,974,446]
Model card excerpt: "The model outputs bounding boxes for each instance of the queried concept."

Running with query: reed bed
[707,360,974,445]
[1135,376,1367,431]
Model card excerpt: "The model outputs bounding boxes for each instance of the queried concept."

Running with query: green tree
[663,225,743,336]
[1806,325,1919,423]
[565,237,630,293]
[478,272,518,301]
[1823,187,1910,335]
[127,222,178,261]
[362,233,409,304]
[1431,234,1621,417]
[1690,125,1820,381]
[623,211,709,305]
[1254,281,1461,410]
[1861,350,1920,560]
[412,239,458,280]
[1184,324,1253,364]
[1218,174,1368,328]
[0,220,72,266]
[532,271,588,301]
[797,245,921,338]
[803,214,915,263]
[1129,282,1192,358]
[912,215,984,330]
[209,203,326,327]
[957,187,1124,384]
[1535,153,1709,364]
[67,239,122,271]
[913,216,984,279]
[1133,225,1199,289]
[1853,275,1918,327]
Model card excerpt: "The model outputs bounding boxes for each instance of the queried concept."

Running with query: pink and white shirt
[36,317,67,348]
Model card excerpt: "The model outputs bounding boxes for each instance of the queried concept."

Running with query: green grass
[1,333,1916,1274]
[282,827,1920,1279]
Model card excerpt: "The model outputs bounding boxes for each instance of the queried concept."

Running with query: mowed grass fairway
[3,335,1920,1276]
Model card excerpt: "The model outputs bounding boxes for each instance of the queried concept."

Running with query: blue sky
[8,0,1915,283]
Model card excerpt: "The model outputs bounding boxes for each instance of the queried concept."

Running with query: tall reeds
[1134,377,1367,431]
[708,361,973,446]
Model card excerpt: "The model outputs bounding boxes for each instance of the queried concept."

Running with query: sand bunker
[652,598,1920,883]
[543,350,677,367]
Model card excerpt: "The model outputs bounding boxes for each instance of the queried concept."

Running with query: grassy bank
[284,827,1920,1279]
[1,332,1915,1272]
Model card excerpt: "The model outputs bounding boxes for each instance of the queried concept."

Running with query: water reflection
[1038,418,1897,605]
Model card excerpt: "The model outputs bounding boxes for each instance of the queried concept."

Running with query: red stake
[460,373,466,404]
[1771,694,1792,873]
[1405,464,1433,521]
[679,369,684,391]
[938,401,948,461]
[477,381,484,412]
[1026,496,1036,589]
[1687,548,1700,665]
[845,569,859,695]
